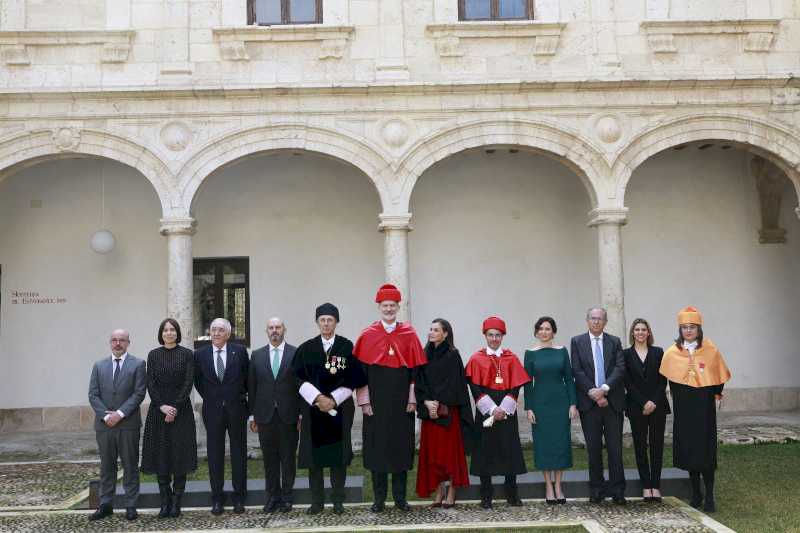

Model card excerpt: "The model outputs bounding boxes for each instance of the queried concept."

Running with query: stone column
[379,213,412,322]
[160,217,197,347]
[587,207,628,339]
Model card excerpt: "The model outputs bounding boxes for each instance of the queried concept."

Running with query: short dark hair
[628,318,654,347]
[157,318,182,345]
[534,316,557,335]
[425,318,455,351]
[675,324,703,350]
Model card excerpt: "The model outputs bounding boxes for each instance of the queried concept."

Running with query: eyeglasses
[680,324,699,331]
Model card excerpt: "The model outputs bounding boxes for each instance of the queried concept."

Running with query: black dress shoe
[263,499,280,513]
[480,498,493,510]
[88,505,113,521]
[333,502,345,514]
[279,502,292,512]
[557,498,567,504]
[652,496,662,503]
[211,501,225,515]
[370,501,385,513]
[395,500,411,511]
[589,494,604,504]
[306,503,324,515]
[233,501,245,514]
[690,493,703,509]
[125,507,138,521]
[612,496,627,505]
[546,498,557,505]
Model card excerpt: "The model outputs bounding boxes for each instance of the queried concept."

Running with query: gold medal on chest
[324,362,331,370]
[330,367,338,375]
[495,376,504,384]
[388,346,395,356]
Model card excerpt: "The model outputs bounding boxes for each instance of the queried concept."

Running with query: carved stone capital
[378,213,413,232]
[587,207,629,227]
[160,217,197,237]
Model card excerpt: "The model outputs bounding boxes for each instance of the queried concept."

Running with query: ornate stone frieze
[751,156,787,244]
[212,25,355,61]
[426,21,566,58]
[0,30,135,66]
[640,19,780,54]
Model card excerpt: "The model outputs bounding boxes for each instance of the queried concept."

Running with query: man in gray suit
[88,329,147,521]
[248,317,300,513]
[570,307,627,505]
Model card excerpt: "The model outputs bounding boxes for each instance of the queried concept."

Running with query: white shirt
[381,320,397,333]
[212,343,228,368]
[684,341,698,354]
[321,335,335,352]
[486,346,504,356]
[104,352,129,421]
[590,333,610,391]
[269,341,286,366]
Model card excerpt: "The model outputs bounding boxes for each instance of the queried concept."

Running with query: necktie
[594,337,606,387]
[113,358,122,386]
[271,348,280,378]
[215,349,225,382]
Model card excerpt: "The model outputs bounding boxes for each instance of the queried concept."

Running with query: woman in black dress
[141,318,197,518]
[622,318,669,503]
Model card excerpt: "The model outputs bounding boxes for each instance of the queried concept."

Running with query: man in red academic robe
[354,283,427,513]
[465,316,530,509]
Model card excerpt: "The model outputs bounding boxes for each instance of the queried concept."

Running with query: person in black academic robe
[465,316,531,510]
[293,303,367,515]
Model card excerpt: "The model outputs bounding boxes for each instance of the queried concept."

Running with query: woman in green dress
[524,316,578,504]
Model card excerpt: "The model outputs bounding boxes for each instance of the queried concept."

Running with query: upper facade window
[248,0,323,25]
[459,0,534,21]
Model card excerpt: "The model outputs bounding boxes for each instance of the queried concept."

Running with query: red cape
[354,321,427,369]
[465,349,531,391]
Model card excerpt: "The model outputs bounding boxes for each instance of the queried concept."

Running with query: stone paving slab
[0,462,100,509]
[0,498,719,533]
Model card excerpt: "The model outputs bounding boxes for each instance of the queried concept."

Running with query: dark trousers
[479,475,517,500]
[204,409,247,503]
[629,411,666,489]
[156,474,187,494]
[579,405,626,496]
[258,419,299,504]
[96,428,140,508]
[309,465,346,505]
[372,470,407,504]
[690,469,715,499]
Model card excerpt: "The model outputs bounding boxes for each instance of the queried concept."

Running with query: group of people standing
[87,282,731,522]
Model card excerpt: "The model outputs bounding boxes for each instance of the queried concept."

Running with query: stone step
[92,468,690,508]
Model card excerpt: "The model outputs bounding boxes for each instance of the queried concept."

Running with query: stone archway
[394,118,611,213]
[176,123,395,214]
[0,127,174,215]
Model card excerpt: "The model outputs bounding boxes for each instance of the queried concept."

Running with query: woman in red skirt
[415,318,475,507]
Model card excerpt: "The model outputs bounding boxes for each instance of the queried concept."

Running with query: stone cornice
[0,75,793,100]
[212,25,355,61]
[0,29,135,65]
[641,19,780,54]
[426,21,566,57]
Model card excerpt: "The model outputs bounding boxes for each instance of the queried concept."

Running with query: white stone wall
[0,158,166,409]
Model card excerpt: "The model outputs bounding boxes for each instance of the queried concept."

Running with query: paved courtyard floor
[0,498,732,533]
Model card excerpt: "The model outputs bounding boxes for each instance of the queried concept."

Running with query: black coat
[570,332,625,413]
[248,343,300,425]
[194,343,249,419]
[622,346,671,416]
[293,335,367,468]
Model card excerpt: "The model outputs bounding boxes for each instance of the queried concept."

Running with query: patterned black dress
[140,346,198,475]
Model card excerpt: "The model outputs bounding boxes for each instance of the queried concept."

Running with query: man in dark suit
[248,317,299,513]
[87,329,147,521]
[194,317,250,515]
[570,307,627,504]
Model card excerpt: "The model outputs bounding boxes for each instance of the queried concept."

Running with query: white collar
[381,320,397,332]
[111,352,128,362]
[486,346,503,356]
[590,332,604,341]
[270,341,286,352]
[684,340,698,353]
[212,343,227,353]
[321,335,335,344]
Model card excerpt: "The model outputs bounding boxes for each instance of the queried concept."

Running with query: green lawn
[143,441,800,533]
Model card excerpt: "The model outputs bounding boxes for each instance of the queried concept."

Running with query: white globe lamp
[90,229,116,254]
